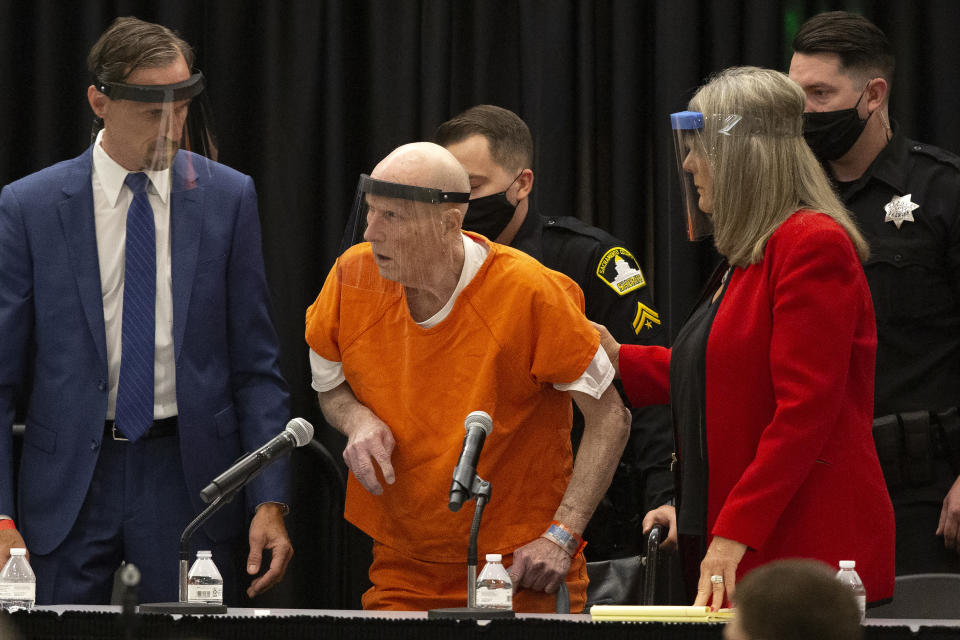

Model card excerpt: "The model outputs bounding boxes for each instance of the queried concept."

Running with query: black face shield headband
[358,174,471,205]
[95,72,206,103]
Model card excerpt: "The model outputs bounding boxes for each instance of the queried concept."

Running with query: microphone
[200,418,314,504]
[448,411,493,512]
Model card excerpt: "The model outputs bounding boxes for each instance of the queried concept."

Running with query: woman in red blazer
[596,67,894,610]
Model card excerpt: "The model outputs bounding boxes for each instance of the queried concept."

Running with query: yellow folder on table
[590,605,734,622]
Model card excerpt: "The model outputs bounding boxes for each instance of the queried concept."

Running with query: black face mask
[802,89,870,162]
[462,173,523,240]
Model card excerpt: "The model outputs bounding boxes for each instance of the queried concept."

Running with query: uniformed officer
[435,105,674,562]
[791,11,960,574]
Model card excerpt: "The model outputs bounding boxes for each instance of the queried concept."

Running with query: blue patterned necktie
[114,172,156,442]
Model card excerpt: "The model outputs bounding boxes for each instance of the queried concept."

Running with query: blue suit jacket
[0,146,290,554]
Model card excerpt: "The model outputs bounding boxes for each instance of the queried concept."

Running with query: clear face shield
[338,174,471,295]
[670,110,715,241]
[671,109,801,240]
[91,71,218,168]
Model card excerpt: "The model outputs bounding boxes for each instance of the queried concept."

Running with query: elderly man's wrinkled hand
[342,414,396,495]
[508,537,571,594]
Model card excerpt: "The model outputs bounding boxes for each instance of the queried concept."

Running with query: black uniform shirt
[837,129,960,417]
[510,209,674,558]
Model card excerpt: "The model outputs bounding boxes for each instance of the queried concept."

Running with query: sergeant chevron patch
[633,302,660,334]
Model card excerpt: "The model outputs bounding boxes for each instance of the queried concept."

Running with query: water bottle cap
[197,550,212,558]
[485,553,502,562]
[839,560,855,569]
[9,548,25,556]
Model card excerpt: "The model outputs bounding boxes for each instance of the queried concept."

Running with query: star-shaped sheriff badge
[884,193,919,229]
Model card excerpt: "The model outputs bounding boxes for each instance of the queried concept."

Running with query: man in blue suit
[0,17,292,605]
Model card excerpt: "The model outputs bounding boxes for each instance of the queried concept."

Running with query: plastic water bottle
[187,550,223,604]
[836,560,866,622]
[476,553,512,610]
[0,548,35,611]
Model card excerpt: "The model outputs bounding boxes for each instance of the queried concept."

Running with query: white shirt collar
[92,129,172,206]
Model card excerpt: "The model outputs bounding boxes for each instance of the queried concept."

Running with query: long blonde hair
[689,66,868,266]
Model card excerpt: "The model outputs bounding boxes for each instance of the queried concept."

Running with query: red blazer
[620,211,894,603]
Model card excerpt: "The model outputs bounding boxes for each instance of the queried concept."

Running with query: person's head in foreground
[676,65,867,266]
[723,559,863,640]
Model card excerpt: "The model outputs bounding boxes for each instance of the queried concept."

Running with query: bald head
[372,142,470,196]
[362,142,470,297]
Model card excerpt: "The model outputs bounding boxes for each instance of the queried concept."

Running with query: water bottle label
[187,583,223,603]
[0,582,35,600]
[476,587,512,609]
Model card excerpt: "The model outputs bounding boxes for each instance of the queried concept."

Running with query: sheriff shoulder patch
[597,247,646,295]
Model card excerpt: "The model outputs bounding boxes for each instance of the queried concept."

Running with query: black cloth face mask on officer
[802,81,877,162]
[462,172,523,240]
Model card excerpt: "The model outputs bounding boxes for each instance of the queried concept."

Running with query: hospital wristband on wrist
[541,520,587,556]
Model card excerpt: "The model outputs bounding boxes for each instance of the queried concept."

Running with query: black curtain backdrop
[3,0,960,608]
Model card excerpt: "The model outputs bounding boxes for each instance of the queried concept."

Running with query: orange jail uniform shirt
[305,234,601,611]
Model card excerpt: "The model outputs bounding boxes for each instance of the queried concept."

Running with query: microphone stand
[118,563,140,640]
[138,488,236,614]
[465,476,490,609]
[428,474,514,620]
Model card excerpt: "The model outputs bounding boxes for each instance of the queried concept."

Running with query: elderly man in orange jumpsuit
[305,142,630,612]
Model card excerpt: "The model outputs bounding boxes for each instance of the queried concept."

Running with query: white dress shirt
[91,130,177,420]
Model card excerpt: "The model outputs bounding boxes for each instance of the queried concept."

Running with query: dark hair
[735,560,863,640]
[793,11,894,87]
[87,16,194,84]
[433,105,533,172]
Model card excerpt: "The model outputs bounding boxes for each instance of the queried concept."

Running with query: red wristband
[0,519,15,531]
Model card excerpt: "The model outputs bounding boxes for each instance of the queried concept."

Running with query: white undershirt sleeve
[552,345,614,399]
[309,348,345,392]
